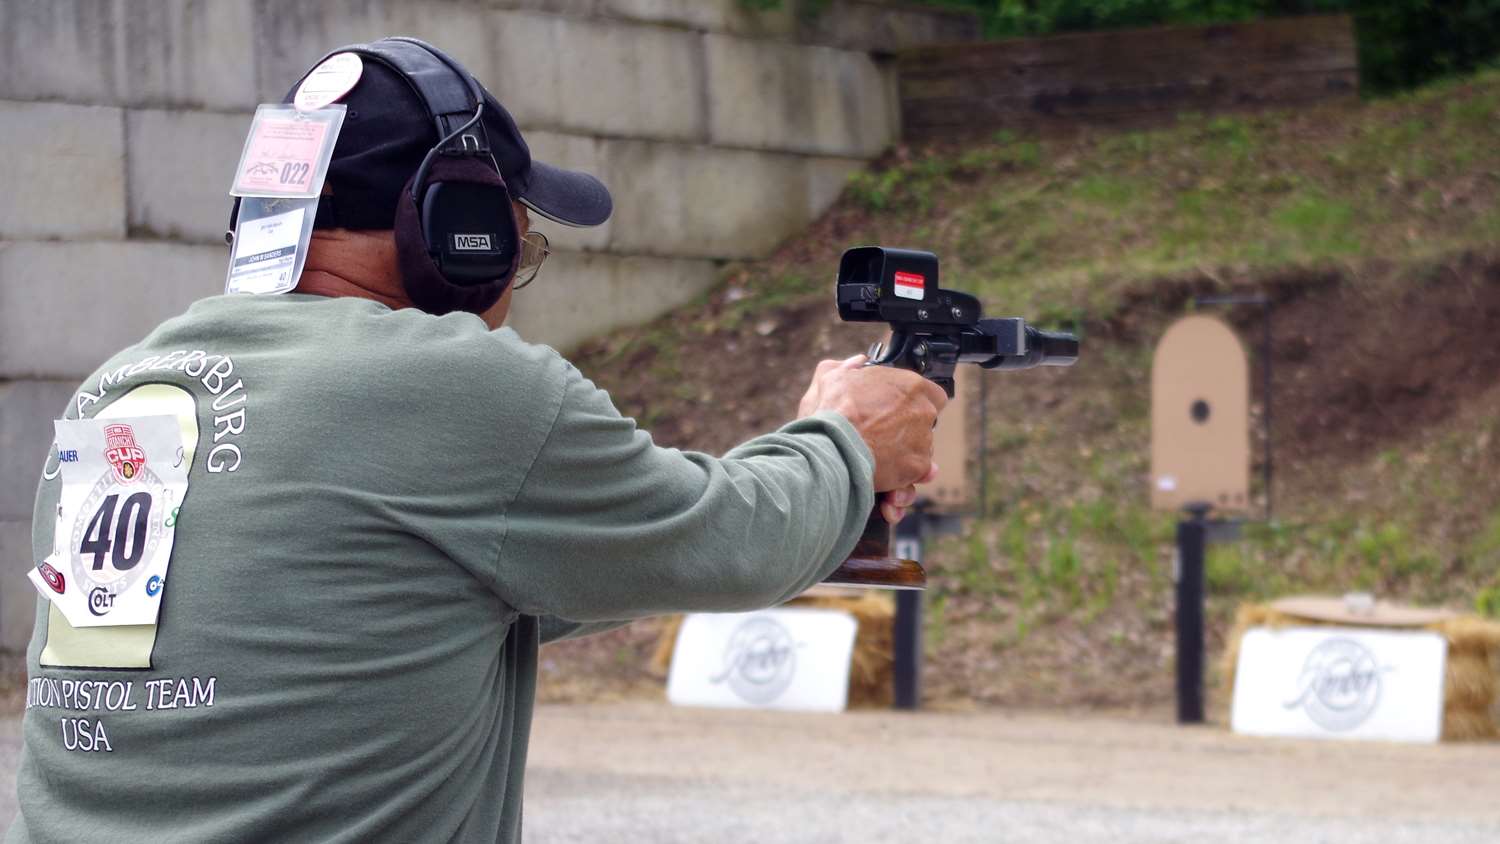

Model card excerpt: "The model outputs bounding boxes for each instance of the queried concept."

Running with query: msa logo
[451,233,493,252]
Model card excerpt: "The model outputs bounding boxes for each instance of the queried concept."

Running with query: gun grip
[821,507,926,590]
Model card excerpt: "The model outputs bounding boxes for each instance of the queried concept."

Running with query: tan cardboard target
[1151,315,1249,513]
[918,366,969,511]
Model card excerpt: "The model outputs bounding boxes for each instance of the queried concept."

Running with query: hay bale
[1435,614,1500,656]
[1445,651,1497,712]
[1221,595,1500,741]
[648,615,684,679]
[1442,707,1500,741]
[650,588,897,708]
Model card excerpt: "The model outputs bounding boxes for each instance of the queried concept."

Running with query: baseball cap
[282,41,612,232]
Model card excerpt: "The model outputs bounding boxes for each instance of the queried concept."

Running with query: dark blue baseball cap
[282,38,612,232]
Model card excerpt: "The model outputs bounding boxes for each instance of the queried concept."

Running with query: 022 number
[79,492,152,572]
[280,161,311,185]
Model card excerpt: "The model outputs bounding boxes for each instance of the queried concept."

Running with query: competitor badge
[32,415,190,628]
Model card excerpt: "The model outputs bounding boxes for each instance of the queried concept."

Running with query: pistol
[822,246,1079,589]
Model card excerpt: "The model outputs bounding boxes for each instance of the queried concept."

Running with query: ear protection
[234,37,521,315]
[363,38,520,315]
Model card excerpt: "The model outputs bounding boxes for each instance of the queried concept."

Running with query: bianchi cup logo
[710,616,798,704]
[1283,637,1386,731]
[103,424,147,484]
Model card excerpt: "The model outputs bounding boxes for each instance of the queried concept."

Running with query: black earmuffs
[394,155,520,315]
[362,38,520,316]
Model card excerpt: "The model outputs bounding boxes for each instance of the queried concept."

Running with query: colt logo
[87,586,117,617]
[1283,637,1387,731]
[710,617,797,704]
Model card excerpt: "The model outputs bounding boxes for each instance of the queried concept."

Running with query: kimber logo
[451,233,493,251]
[1283,637,1389,731]
[710,616,798,704]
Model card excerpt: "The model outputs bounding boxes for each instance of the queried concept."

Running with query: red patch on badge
[39,562,65,594]
[893,271,926,300]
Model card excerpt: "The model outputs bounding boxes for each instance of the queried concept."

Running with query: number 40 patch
[29,414,189,628]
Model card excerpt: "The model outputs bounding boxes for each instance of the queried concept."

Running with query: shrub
[753,0,1500,93]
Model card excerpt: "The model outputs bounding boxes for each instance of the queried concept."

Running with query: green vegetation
[745,0,1500,93]
[574,69,1500,707]
[838,72,1499,325]
[940,1,1500,92]
[918,0,1345,36]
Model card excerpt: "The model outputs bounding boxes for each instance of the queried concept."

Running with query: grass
[834,69,1500,325]
[567,68,1500,708]
[866,69,1498,629]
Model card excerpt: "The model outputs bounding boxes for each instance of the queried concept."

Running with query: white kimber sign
[667,609,857,713]
[1231,626,1448,743]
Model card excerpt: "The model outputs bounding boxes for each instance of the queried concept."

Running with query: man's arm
[492,362,876,622]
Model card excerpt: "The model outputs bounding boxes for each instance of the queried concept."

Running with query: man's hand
[798,355,948,522]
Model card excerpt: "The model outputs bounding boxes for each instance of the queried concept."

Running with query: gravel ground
[524,703,1500,844]
[525,770,1498,844]
[0,704,1495,842]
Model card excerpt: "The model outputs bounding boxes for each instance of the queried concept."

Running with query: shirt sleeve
[492,362,875,622]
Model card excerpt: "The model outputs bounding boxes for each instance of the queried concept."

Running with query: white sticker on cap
[295,52,363,112]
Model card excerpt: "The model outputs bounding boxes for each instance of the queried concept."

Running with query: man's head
[271,37,609,320]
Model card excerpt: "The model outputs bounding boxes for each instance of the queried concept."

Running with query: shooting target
[1151,315,1250,513]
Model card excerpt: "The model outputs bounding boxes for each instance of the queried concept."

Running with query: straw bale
[649,592,897,708]
[1222,598,1500,741]
[1442,707,1500,741]
[1433,615,1500,656]
[649,615,684,678]
[1445,651,1498,712]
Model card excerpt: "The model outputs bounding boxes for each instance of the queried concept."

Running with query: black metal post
[892,510,924,710]
[978,375,989,517]
[1175,504,1209,724]
[1261,299,1273,523]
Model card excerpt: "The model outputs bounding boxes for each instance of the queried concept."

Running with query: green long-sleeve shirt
[9,294,874,843]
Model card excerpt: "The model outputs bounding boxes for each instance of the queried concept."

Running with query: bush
[878,0,1500,93]
[1478,584,1500,619]
[1354,0,1500,93]
[950,0,1345,36]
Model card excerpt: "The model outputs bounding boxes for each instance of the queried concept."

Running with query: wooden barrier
[899,14,1359,139]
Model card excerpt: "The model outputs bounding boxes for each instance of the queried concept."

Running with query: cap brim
[517,160,613,228]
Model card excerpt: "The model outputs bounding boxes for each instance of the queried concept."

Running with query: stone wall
[0,0,977,649]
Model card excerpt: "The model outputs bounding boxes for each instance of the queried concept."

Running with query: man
[9,39,945,842]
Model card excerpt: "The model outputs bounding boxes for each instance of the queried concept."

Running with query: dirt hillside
[538,70,1500,710]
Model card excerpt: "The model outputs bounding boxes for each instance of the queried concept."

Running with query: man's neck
[295,229,413,310]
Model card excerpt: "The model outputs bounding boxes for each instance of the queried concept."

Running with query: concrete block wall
[0,0,978,650]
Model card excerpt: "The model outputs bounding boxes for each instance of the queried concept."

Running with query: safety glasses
[513,230,550,290]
